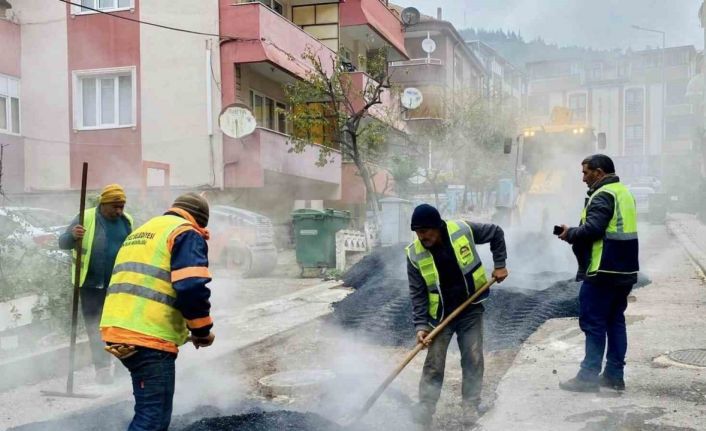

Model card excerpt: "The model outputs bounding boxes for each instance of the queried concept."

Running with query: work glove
[191,332,215,349]
[104,344,137,359]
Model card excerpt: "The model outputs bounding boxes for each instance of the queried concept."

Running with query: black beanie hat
[410,204,443,231]
[173,193,210,228]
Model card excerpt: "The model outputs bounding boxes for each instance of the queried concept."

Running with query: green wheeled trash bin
[292,208,351,276]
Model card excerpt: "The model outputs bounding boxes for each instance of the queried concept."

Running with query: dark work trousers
[419,304,484,413]
[577,280,633,382]
[79,286,111,370]
[120,347,177,431]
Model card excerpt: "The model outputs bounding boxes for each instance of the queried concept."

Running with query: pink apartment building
[0,0,406,218]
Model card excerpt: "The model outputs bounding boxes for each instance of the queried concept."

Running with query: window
[667,50,690,66]
[625,88,644,114]
[568,93,587,122]
[618,62,631,78]
[0,75,20,135]
[590,63,603,80]
[74,68,135,129]
[624,124,644,156]
[528,94,550,115]
[74,0,132,14]
[292,3,339,52]
[248,0,284,15]
[625,125,644,141]
[250,90,288,134]
[292,103,337,147]
[666,116,693,140]
[666,80,688,105]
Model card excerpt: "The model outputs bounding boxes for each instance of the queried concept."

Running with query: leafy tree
[283,48,398,220]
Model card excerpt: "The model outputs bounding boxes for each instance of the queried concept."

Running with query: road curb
[666,216,706,276]
[0,340,92,392]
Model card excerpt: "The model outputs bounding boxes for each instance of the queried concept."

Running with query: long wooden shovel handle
[350,278,497,424]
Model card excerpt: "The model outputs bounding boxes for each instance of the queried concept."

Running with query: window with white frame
[74,0,133,14]
[568,93,587,122]
[74,68,135,130]
[0,75,20,135]
[250,90,288,134]
[246,0,284,15]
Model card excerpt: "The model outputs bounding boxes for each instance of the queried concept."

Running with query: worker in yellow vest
[407,204,509,428]
[558,154,639,392]
[101,193,214,431]
[58,184,133,385]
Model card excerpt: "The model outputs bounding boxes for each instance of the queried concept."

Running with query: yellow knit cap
[100,184,127,204]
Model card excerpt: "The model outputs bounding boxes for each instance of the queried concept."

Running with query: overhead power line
[57,0,256,41]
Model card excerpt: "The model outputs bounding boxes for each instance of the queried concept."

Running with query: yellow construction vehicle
[503,106,606,231]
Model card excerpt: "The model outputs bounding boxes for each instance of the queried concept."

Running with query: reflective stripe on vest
[581,181,639,276]
[406,220,488,321]
[100,215,193,346]
[71,207,133,287]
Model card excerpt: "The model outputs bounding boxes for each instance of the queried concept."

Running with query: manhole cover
[668,349,706,367]
[258,369,336,398]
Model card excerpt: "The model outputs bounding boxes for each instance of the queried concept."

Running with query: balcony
[219,2,335,81]
[339,0,408,61]
[389,58,447,86]
[224,128,341,193]
[344,71,404,130]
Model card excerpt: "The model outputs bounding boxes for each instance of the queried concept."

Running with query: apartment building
[388,7,485,126]
[467,40,526,111]
[0,0,407,219]
[525,46,699,180]
[219,0,407,214]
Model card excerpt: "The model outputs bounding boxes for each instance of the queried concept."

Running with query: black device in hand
[553,225,564,236]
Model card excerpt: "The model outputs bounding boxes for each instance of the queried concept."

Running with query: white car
[628,186,655,215]
[0,207,69,249]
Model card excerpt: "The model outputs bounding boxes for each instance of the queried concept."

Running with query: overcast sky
[399,0,704,51]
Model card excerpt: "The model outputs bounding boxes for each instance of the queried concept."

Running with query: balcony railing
[390,58,443,67]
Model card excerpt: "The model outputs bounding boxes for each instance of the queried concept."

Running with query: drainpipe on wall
[206,39,218,188]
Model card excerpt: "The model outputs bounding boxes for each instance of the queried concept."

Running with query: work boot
[559,376,599,393]
[411,404,433,430]
[95,367,114,385]
[460,406,480,428]
[599,374,625,391]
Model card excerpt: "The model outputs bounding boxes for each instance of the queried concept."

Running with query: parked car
[208,205,278,277]
[629,176,662,192]
[628,186,655,215]
[0,207,68,249]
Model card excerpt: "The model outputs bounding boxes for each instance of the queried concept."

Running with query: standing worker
[557,154,639,392]
[58,184,133,385]
[407,204,509,427]
[101,193,215,431]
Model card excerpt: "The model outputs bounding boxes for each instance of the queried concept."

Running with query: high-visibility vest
[100,215,194,346]
[72,207,133,287]
[406,220,489,323]
[581,181,639,277]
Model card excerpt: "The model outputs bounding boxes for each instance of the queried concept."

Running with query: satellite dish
[400,7,420,27]
[401,87,423,110]
[422,36,436,54]
[219,103,257,139]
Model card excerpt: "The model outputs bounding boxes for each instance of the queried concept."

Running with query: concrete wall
[67,2,142,189]
[0,19,20,77]
[14,1,70,191]
[140,0,221,188]
[648,83,664,156]
[0,19,23,193]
